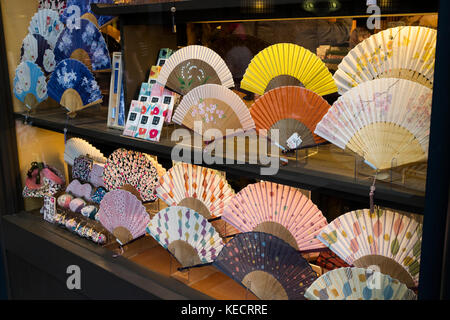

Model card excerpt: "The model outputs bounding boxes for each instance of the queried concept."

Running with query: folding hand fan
[305,267,417,300]
[240,43,338,96]
[13,61,48,110]
[64,137,106,166]
[39,0,67,15]
[156,162,235,219]
[156,45,234,95]
[318,208,422,287]
[334,26,436,94]
[146,206,224,267]
[103,148,159,202]
[54,19,111,72]
[61,0,114,28]
[250,86,331,149]
[315,78,432,171]
[28,9,64,49]
[97,189,150,245]
[21,33,56,75]
[213,232,318,300]
[47,59,103,117]
[222,181,327,251]
[172,84,255,139]
[147,156,166,179]
[316,249,350,271]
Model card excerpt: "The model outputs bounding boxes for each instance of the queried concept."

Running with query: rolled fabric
[57,194,73,208]
[69,198,86,213]
[91,187,107,204]
[81,205,98,220]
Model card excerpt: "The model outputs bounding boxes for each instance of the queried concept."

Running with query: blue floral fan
[48,58,103,116]
[213,232,318,300]
[61,0,114,28]
[54,19,111,71]
[21,33,56,75]
[13,61,48,110]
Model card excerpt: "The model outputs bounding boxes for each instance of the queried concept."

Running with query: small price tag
[286,132,302,150]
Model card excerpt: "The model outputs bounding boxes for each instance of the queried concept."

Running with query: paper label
[286,132,302,149]
[123,100,145,136]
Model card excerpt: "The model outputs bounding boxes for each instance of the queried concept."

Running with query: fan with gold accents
[223,181,327,252]
[240,43,337,96]
[315,78,432,171]
[156,45,234,95]
[317,208,422,288]
[334,26,436,94]
[172,84,255,139]
[250,86,331,150]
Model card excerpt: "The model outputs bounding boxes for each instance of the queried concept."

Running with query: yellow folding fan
[240,43,338,96]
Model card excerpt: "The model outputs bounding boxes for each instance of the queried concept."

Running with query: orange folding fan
[250,86,331,149]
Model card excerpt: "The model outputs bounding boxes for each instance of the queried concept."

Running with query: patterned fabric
[305,267,417,300]
[22,164,65,198]
[91,187,107,204]
[72,155,93,182]
[316,249,350,270]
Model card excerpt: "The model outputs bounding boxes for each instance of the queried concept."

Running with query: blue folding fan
[54,18,111,71]
[213,232,318,300]
[47,58,103,116]
[13,61,48,110]
[61,0,114,28]
[21,33,56,75]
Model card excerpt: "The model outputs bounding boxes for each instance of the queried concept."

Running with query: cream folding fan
[172,84,255,139]
[305,267,417,300]
[156,162,236,237]
[64,137,106,166]
[223,181,327,251]
[334,26,436,94]
[146,206,224,268]
[318,208,422,288]
[315,78,432,171]
[240,43,338,96]
[156,45,234,95]
[250,86,331,149]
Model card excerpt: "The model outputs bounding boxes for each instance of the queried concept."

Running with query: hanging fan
[28,9,64,49]
[61,0,114,28]
[250,86,331,150]
[13,61,48,110]
[156,45,234,95]
[315,78,432,171]
[213,232,318,300]
[64,137,106,166]
[47,59,103,117]
[21,33,56,75]
[103,148,159,202]
[97,189,150,245]
[318,208,422,288]
[54,18,111,71]
[334,26,436,94]
[39,0,67,15]
[156,162,236,237]
[316,249,350,271]
[222,181,327,251]
[305,267,417,300]
[173,84,255,139]
[240,43,337,96]
[146,206,224,268]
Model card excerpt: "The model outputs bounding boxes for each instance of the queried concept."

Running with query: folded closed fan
[146,206,224,268]
[21,33,56,75]
[223,181,327,251]
[241,43,337,96]
[13,61,48,110]
[47,58,103,117]
[318,208,422,288]
[315,78,432,170]
[213,232,318,300]
[156,45,234,95]
[250,86,331,149]
[28,9,64,49]
[54,18,111,71]
[334,26,436,94]
[305,267,417,300]
[97,189,150,245]
[173,84,255,139]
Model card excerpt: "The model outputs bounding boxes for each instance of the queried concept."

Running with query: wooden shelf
[14,109,426,213]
